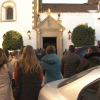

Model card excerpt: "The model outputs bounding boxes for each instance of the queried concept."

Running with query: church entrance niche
[43,37,57,49]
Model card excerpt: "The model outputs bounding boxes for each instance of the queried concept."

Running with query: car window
[58,66,100,88]
[76,47,88,55]
[78,79,100,100]
[81,48,88,55]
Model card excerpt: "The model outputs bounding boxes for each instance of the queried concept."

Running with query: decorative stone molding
[32,0,38,29]
[1,1,17,22]
[35,15,65,58]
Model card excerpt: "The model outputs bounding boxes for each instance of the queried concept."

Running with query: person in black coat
[63,49,67,55]
[61,45,81,78]
[36,48,46,61]
[77,46,100,73]
[97,40,100,51]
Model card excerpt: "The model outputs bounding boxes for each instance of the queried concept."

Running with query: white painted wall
[39,12,100,51]
[94,13,100,44]
[0,0,36,49]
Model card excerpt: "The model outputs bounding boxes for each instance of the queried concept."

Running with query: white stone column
[40,31,41,48]
[37,30,41,49]
[59,29,63,59]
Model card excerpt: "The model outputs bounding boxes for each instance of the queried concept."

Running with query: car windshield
[58,66,100,88]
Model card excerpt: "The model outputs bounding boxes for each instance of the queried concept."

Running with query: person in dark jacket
[41,45,62,84]
[63,49,67,55]
[14,45,43,100]
[97,40,100,50]
[61,45,81,78]
[36,49,45,61]
[77,46,100,73]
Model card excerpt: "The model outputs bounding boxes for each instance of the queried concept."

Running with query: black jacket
[61,52,81,78]
[77,52,100,73]
[18,68,41,100]
[36,51,45,61]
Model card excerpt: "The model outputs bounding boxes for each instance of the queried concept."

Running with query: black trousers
[12,79,15,90]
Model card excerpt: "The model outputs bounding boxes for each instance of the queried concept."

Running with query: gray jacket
[0,63,14,100]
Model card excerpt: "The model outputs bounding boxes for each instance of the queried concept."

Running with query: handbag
[13,62,21,100]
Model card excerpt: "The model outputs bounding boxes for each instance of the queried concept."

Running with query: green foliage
[71,23,95,47]
[2,30,23,50]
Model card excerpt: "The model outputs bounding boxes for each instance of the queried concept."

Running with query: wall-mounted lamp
[3,34,6,39]
[58,14,60,20]
[27,30,31,40]
[68,30,71,40]
[98,18,100,20]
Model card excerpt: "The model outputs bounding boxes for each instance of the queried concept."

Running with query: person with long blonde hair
[14,45,43,100]
[0,48,14,100]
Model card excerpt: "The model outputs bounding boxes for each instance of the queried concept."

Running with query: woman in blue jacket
[41,46,62,84]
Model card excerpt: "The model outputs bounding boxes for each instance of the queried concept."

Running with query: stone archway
[35,15,65,58]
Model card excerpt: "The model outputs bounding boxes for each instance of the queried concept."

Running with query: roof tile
[39,4,98,13]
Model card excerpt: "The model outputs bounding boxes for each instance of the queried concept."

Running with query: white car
[38,66,100,100]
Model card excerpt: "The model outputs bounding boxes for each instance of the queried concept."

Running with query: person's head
[19,45,40,74]
[35,49,38,53]
[43,48,46,52]
[9,52,12,56]
[87,46,99,54]
[46,45,55,54]
[68,45,75,52]
[12,50,18,56]
[65,49,67,51]
[0,48,8,66]
[4,50,9,58]
[97,40,100,47]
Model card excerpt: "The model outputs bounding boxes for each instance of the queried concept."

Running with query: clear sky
[42,0,88,3]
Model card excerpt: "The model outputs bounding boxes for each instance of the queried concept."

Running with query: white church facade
[0,0,100,57]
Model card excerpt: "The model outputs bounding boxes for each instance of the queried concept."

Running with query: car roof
[75,46,88,49]
[58,66,100,88]
[75,46,97,49]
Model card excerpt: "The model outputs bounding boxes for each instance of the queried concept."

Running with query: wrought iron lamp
[68,30,71,40]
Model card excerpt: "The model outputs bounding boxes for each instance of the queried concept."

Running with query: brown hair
[12,50,18,56]
[0,48,8,70]
[19,46,25,55]
[98,40,100,46]
[4,50,9,58]
[88,46,99,53]
[46,46,55,54]
[18,45,40,74]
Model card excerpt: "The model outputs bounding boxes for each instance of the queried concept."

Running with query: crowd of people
[0,41,100,100]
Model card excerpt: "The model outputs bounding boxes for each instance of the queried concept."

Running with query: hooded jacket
[77,52,100,73]
[41,53,62,84]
